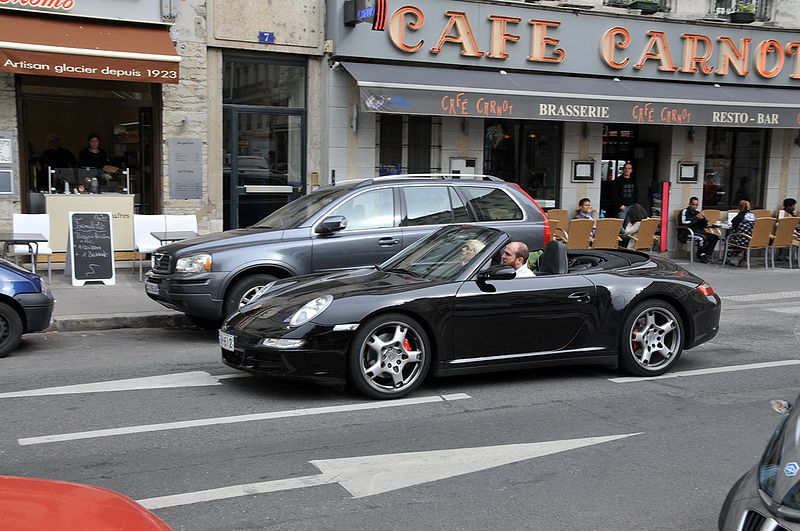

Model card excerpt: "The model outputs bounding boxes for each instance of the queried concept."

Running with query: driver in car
[502,241,535,278]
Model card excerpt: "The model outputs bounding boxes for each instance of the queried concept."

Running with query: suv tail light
[510,183,550,246]
[696,282,715,296]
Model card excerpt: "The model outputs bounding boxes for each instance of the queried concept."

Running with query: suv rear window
[461,186,523,221]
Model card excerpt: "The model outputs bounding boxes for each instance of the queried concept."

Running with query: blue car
[0,259,54,357]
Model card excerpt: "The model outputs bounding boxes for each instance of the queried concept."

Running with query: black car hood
[158,227,286,254]
[228,267,427,328]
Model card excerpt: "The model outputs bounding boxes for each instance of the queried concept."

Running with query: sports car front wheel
[347,313,431,399]
[619,300,684,376]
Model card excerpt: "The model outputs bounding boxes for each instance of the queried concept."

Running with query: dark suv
[145,175,549,326]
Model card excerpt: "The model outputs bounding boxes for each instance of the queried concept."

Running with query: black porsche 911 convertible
[220,225,721,399]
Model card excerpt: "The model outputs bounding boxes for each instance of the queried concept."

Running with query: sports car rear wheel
[619,300,683,376]
[348,313,430,399]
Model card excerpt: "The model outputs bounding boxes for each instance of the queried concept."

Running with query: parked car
[219,224,721,399]
[145,175,550,327]
[0,475,171,530]
[719,394,800,531]
[0,259,54,357]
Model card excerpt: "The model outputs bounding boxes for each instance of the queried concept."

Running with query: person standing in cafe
[613,162,638,219]
[78,133,108,170]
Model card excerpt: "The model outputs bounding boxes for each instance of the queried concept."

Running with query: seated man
[502,241,534,277]
[679,196,718,263]
[573,197,597,220]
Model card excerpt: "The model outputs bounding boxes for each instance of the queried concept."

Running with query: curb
[47,312,195,332]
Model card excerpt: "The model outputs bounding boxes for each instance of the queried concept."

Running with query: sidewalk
[42,257,798,332]
[47,265,192,332]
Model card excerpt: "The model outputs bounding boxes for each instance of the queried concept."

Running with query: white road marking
[18,394,471,446]
[0,371,249,399]
[609,360,800,383]
[770,307,800,315]
[721,290,800,302]
[137,432,640,509]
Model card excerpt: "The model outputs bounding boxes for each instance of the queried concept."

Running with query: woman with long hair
[619,203,648,249]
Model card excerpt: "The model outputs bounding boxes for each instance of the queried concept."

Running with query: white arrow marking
[18,393,471,445]
[0,371,249,399]
[137,433,639,509]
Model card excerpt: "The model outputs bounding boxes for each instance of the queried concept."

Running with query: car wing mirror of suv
[477,265,517,281]
[315,215,348,235]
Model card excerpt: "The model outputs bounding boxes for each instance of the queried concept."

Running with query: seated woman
[727,200,757,266]
[619,203,648,249]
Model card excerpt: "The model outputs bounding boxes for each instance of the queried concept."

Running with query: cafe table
[0,232,47,274]
[150,231,198,244]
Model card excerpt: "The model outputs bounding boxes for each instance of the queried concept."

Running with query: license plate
[219,331,235,351]
[145,282,159,296]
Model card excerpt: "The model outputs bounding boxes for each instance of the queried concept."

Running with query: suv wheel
[223,274,277,319]
[0,301,23,358]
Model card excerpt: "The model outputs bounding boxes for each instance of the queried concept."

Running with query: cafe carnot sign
[386,7,800,82]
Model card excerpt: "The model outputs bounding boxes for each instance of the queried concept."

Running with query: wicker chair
[674,209,697,262]
[547,209,570,231]
[549,219,568,242]
[593,218,623,249]
[723,217,775,270]
[565,218,593,249]
[628,218,660,252]
[751,209,772,219]
[770,217,800,268]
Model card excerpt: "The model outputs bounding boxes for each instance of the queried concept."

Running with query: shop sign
[0,51,179,83]
[0,0,163,25]
[329,0,800,88]
[360,86,800,128]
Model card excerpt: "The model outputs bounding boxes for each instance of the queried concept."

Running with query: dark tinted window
[329,188,395,231]
[450,187,473,222]
[402,186,453,226]
[462,187,523,221]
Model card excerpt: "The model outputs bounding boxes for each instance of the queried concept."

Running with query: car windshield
[251,188,346,229]
[379,225,500,281]
[758,401,800,508]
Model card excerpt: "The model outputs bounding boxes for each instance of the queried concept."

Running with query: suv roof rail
[347,173,504,188]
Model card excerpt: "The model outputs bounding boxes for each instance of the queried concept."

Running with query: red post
[659,181,670,252]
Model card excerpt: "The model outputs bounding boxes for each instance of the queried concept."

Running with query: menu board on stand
[65,212,116,286]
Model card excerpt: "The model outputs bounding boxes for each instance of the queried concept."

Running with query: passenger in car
[502,241,535,277]
[460,239,486,266]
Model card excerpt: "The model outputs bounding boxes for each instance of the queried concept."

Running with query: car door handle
[567,291,592,303]
[378,237,400,246]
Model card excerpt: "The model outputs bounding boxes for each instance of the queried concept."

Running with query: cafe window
[377,115,441,176]
[483,120,561,207]
[704,128,769,209]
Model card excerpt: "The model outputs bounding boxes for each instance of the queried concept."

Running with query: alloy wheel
[359,321,425,394]
[628,307,682,371]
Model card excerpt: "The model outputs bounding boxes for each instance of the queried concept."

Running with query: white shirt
[515,265,535,278]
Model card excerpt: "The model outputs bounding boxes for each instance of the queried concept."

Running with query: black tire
[223,274,277,319]
[188,314,221,330]
[347,313,431,399]
[0,301,24,358]
[619,300,684,377]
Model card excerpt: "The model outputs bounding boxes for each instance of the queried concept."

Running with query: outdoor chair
[548,219,568,243]
[628,218,660,252]
[546,209,569,232]
[12,213,52,283]
[565,218,593,249]
[751,209,772,219]
[592,218,623,249]
[133,214,167,282]
[675,209,698,262]
[769,217,799,269]
[723,217,775,270]
[165,214,198,234]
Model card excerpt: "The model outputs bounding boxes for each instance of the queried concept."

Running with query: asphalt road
[1,294,799,530]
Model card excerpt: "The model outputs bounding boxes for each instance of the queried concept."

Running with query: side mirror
[478,265,517,281]
[315,215,347,235]
[771,399,793,415]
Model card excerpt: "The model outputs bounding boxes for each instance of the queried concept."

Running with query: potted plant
[628,1,659,15]
[730,1,756,23]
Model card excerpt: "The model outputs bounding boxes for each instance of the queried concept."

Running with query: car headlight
[289,295,333,327]
[175,253,212,273]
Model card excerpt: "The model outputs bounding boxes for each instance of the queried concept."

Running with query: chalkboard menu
[68,212,116,286]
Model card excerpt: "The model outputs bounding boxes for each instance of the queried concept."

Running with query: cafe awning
[0,13,180,84]
[342,61,800,128]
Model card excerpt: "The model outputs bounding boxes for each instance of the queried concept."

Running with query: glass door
[224,110,304,229]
